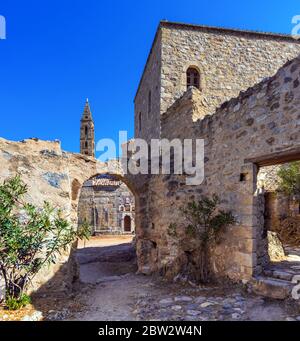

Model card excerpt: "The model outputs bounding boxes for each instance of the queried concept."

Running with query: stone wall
[0,138,142,296]
[257,165,280,191]
[134,28,162,141]
[160,22,300,116]
[135,21,300,143]
[136,55,300,282]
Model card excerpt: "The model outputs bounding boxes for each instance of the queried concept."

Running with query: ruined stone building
[78,100,135,235]
[2,21,300,298]
[134,21,300,292]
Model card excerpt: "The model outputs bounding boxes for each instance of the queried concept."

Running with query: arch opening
[186,67,201,90]
[75,173,137,284]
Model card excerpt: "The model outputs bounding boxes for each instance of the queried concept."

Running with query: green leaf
[0,175,91,305]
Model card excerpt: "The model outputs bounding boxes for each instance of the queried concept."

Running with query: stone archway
[68,156,142,233]
[74,171,139,285]
[65,156,148,289]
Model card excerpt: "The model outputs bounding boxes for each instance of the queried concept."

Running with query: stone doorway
[255,160,300,287]
[124,215,132,232]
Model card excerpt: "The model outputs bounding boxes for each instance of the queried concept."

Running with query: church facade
[78,100,135,235]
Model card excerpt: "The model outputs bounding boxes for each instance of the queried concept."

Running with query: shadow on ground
[76,242,137,284]
[31,238,137,320]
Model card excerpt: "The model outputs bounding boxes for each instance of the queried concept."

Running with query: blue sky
[0,0,299,156]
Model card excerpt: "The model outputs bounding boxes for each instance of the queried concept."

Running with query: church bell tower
[80,99,95,157]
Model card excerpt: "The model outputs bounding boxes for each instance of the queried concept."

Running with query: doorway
[256,161,300,280]
[124,215,132,232]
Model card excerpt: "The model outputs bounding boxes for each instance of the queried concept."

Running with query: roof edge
[160,20,298,40]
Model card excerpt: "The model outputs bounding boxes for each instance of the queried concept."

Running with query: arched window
[85,141,88,148]
[187,67,200,90]
[85,126,88,137]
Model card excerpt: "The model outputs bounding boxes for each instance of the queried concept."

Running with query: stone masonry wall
[134,29,162,141]
[0,138,142,296]
[160,23,300,116]
[136,55,300,282]
[135,21,300,144]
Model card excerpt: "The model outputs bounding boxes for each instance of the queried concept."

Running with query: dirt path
[69,236,158,321]
[2,238,300,321]
[54,236,300,321]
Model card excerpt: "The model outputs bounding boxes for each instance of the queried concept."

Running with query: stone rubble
[132,288,300,321]
[21,311,43,321]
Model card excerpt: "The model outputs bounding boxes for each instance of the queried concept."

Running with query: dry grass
[0,303,36,321]
[275,217,300,246]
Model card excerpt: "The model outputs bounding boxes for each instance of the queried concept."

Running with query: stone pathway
[133,287,300,321]
[265,246,300,280]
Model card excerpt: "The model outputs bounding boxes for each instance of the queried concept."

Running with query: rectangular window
[148,91,152,116]
[139,112,142,132]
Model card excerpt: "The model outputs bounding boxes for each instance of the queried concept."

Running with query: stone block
[251,277,292,299]
[235,252,256,268]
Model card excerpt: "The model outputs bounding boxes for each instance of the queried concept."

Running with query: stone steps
[264,269,294,281]
[250,276,293,300]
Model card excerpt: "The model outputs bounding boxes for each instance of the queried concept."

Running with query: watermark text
[96,131,205,186]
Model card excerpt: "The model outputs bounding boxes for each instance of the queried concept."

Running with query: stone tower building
[80,99,95,157]
[133,21,300,284]
[135,21,300,142]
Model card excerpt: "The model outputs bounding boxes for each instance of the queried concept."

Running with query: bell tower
[80,98,95,157]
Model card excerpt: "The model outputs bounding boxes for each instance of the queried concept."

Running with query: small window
[187,67,200,90]
[148,90,152,116]
[85,126,88,137]
[240,173,249,182]
[85,141,88,148]
[138,112,142,132]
